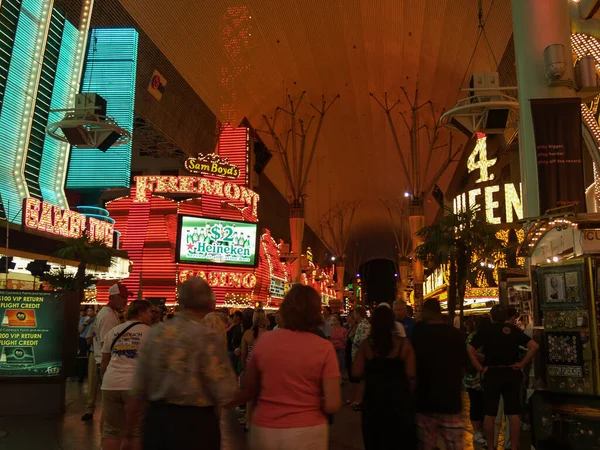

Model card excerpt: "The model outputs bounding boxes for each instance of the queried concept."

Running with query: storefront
[102,125,335,308]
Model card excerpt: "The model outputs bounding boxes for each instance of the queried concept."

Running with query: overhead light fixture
[404,192,410,198]
[331,256,336,262]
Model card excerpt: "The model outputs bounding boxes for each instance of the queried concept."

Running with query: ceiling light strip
[66,28,138,190]
[0,0,53,223]
[25,6,65,202]
[39,15,77,207]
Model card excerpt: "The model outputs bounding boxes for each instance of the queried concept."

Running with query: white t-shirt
[93,306,122,364]
[395,322,406,337]
[101,320,150,391]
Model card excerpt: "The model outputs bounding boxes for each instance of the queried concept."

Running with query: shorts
[249,424,328,450]
[417,413,464,450]
[467,388,484,422]
[102,390,143,439]
[482,367,522,416]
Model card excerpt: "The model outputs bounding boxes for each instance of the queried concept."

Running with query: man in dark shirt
[468,305,539,450]
[412,299,468,450]
[226,311,244,370]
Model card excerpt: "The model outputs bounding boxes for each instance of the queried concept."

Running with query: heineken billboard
[177,215,259,267]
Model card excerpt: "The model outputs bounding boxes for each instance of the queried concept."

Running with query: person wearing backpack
[100,300,153,450]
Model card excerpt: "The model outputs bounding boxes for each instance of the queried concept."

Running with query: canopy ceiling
[119,0,514,262]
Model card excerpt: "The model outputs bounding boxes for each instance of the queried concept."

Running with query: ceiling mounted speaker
[61,125,90,146]
[450,117,473,138]
[97,131,121,152]
[485,108,509,133]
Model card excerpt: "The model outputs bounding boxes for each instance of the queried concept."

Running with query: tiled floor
[0,381,531,450]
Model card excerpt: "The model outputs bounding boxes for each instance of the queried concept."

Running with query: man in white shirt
[81,283,130,421]
[378,302,406,337]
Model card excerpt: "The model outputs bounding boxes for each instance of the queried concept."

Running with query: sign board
[177,215,258,267]
[178,269,257,288]
[184,153,240,179]
[453,134,523,224]
[269,277,285,298]
[531,98,586,213]
[134,176,260,218]
[581,229,600,254]
[23,198,114,247]
[147,69,166,101]
[0,291,64,377]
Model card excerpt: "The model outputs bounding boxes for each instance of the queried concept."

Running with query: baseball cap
[108,283,132,298]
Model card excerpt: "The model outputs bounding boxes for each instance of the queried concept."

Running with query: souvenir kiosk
[525,216,600,448]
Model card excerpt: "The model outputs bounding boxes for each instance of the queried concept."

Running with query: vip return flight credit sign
[0,291,64,377]
[177,216,258,267]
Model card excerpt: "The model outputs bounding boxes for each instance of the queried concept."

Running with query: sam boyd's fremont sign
[184,153,240,179]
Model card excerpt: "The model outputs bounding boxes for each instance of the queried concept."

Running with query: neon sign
[23,198,114,248]
[178,269,257,289]
[184,153,240,179]
[134,176,259,217]
[453,134,523,224]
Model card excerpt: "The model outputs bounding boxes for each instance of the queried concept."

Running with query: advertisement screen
[0,291,64,377]
[178,216,258,266]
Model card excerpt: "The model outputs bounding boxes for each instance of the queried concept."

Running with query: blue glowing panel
[39,15,77,207]
[25,8,65,201]
[0,0,22,112]
[0,0,49,222]
[66,28,138,190]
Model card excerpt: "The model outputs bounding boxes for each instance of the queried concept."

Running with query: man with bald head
[123,277,236,450]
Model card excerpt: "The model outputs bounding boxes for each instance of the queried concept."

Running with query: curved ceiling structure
[119,0,514,262]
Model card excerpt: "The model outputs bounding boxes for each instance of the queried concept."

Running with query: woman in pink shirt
[229,285,341,450]
[330,314,348,377]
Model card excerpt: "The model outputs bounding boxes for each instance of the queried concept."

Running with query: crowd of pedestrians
[74,279,538,450]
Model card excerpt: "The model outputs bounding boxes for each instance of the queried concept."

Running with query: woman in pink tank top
[227,285,341,450]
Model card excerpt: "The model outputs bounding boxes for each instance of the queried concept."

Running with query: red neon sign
[23,198,114,248]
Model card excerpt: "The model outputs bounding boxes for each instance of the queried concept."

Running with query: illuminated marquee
[23,198,114,247]
[134,176,259,217]
[453,134,523,224]
[178,269,257,289]
[184,153,240,179]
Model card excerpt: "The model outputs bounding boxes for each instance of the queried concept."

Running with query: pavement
[0,380,531,450]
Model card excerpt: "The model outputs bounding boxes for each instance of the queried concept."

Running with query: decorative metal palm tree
[415,207,503,326]
[262,92,339,282]
[371,87,463,311]
[380,198,413,300]
[318,201,361,305]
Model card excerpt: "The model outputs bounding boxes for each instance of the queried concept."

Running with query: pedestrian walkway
[0,381,531,450]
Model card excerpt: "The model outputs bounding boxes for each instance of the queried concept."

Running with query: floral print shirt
[352,318,371,360]
[131,311,236,407]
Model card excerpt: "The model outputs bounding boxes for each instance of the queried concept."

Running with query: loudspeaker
[0,257,15,273]
[61,125,89,146]
[97,131,121,152]
[254,141,273,175]
[485,109,509,131]
[450,117,473,138]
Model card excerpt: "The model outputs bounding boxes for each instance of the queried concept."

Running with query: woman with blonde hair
[240,309,270,429]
